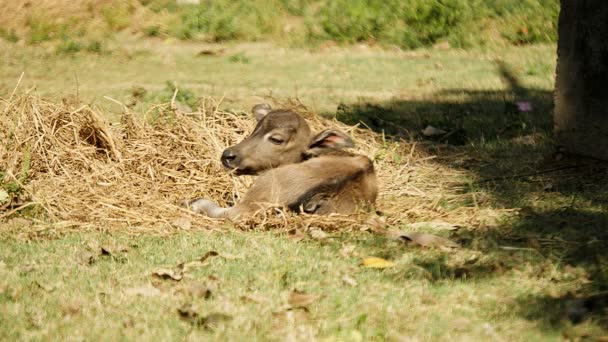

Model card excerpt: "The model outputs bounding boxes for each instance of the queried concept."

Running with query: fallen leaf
[0,190,9,203]
[365,216,386,231]
[287,228,306,242]
[197,48,225,56]
[34,280,59,292]
[422,125,447,137]
[76,251,97,265]
[179,281,212,299]
[406,221,460,231]
[389,229,460,249]
[124,284,161,297]
[241,293,270,304]
[6,217,32,227]
[200,312,233,330]
[219,253,244,260]
[362,257,395,269]
[177,304,199,321]
[152,268,183,281]
[105,243,130,254]
[60,300,82,317]
[342,275,358,287]
[177,304,232,330]
[288,290,320,309]
[309,229,329,240]
[340,244,357,258]
[173,216,192,230]
[200,251,219,263]
[180,251,220,269]
[100,243,130,261]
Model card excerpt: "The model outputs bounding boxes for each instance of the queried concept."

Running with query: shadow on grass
[332,61,608,330]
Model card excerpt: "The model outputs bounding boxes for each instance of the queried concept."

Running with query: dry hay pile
[0,91,472,233]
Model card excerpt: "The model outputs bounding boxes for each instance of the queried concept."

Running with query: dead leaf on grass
[179,281,212,299]
[309,229,329,240]
[241,293,270,304]
[406,221,460,231]
[100,243,130,262]
[197,48,226,57]
[288,290,321,309]
[60,300,82,317]
[0,282,7,295]
[422,125,447,137]
[172,216,192,230]
[34,280,59,292]
[124,284,161,297]
[218,252,244,260]
[179,251,220,269]
[387,229,460,250]
[340,244,357,258]
[342,274,358,287]
[76,251,97,265]
[101,243,130,255]
[287,228,306,242]
[152,268,183,281]
[362,257,395,269]
[365,216,386,231]
[0,189,8,203]
[178,304,232,330]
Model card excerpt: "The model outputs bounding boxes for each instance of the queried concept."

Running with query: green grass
[1,0,559,49]
[0,38,557,116]
[0,229,589,340]
[1,38,607,340]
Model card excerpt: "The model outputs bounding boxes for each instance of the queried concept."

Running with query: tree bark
[554,0,608,160]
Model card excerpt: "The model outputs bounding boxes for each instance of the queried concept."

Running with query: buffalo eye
[268,135,285,145]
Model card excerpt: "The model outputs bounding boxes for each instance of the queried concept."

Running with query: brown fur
[187,104,378,219]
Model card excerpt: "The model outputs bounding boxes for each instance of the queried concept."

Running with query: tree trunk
[554,0,608,160]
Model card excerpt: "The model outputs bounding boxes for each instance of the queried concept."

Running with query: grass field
[1,38,607,341]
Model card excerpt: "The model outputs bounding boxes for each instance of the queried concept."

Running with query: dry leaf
[0,190,8,203]
[340,244,357,258]
[362,257,395,268]
[179,281,212,299]
[288,290,320,308]
[152,268,183,281]
[406,221,459,231]
[219,253,244,260]
[241,293,270,304]
[0,282,7,295]
[197,48,225,56]
[422,125,447,137]
[387,229,460,249]
[200,251,219,262]
[342,275,358,287]
[34,280,59,292]
[178,304,232,330]
[309,229,329,240]
[287,228,306,242]
[124,284,161,297]
[181,251,220,269]
[365,216,386,231]
[100,243,130,259]
[173,216,192,230]
[76,251,97,265]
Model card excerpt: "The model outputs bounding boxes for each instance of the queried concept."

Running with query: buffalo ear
[308,129,355,150]
[252,103,272,121]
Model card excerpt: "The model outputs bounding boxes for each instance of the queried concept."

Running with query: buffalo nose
[221,149,237,167]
